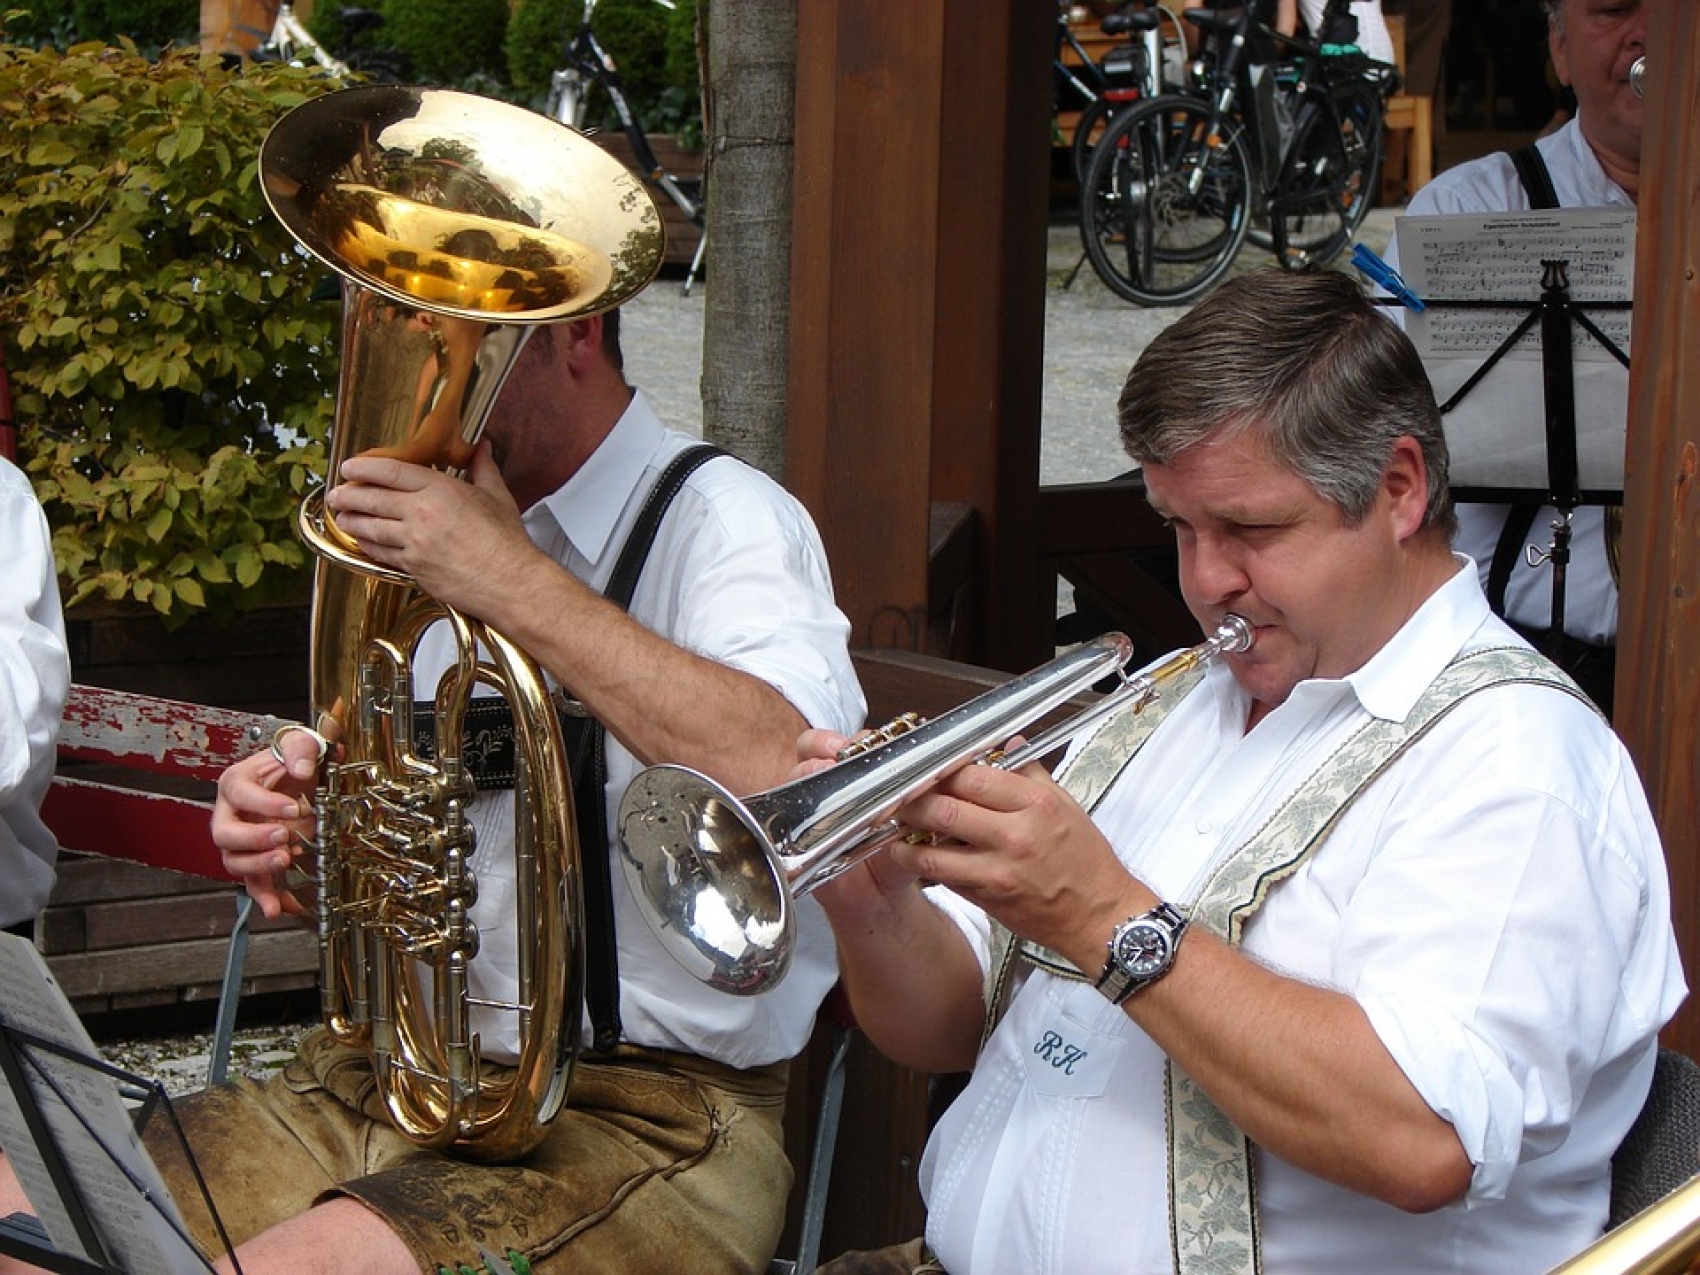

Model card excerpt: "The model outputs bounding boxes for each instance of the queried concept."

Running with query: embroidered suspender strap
[568,441,726,1051]
[996,645,1589,1275]
[983,664,1207,1012]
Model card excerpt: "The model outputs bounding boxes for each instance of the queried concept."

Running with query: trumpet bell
[619,766,794,994]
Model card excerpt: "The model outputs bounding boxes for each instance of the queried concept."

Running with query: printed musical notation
[0,936,208,1274]
[1392,208,1636,496]
[1396,209,1636,360]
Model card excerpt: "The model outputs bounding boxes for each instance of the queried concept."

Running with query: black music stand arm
[1538,259,1580,662]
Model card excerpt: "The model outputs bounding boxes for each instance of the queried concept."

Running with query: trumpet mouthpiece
[1216,613,1254,653]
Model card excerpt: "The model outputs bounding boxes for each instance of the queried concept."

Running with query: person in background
[808,268,1681,1275]
[0,453,68,939]
[1276,0,1396,65]
[1383,0,1642,714]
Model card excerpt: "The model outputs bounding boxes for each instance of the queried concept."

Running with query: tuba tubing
[260,85,664,1160]
[617,616,1253,995]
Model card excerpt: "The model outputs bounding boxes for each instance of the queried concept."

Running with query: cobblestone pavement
[106,207,1403,1090]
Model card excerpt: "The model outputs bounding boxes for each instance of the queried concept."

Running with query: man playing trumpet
[809,268,1682,1275]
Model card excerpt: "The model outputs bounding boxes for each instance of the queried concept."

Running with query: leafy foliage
[505,0,701,145]
[2,0,198,56]
[0,38,341,623]
[503,0,581,106]
[309,0,508,88]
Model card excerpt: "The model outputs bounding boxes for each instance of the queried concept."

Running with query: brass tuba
[260,85,664,1160]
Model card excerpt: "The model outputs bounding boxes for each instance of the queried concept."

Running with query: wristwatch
[1095,902,1189,1006]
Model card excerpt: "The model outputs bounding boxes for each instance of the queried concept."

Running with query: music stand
[1378,207,1635,660]
[1421,258,1631,655]
[0,934,230,1274]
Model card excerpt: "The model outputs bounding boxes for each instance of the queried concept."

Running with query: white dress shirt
[0,456,68,929]
[423,392,863,1068]
[918,561,1684,1274]
[1386,119,1632,644]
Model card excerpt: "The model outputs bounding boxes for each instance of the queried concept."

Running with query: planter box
[63,596,311,722]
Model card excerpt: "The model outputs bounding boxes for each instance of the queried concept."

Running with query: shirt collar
[1345,554,1491,722]
[528,389,664,568]
[1214,555,1492,728]
[1554,116,1634,207]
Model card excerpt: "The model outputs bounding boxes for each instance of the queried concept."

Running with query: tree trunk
[700,0,795,480]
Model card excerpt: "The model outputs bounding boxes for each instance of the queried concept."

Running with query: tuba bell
[259,85,664,1160]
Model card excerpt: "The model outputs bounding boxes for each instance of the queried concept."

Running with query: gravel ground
[102,1019,307,1097]
[102,207,1404,1090]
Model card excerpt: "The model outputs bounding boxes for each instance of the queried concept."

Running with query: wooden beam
[1614,6,1700,1057]
[788,2,945,654]
[786,0,1052,668]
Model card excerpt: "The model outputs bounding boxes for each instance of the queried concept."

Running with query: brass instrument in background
[1547,1175,1700,1274]
[618,616,1253,995]
[260,85,664,1160]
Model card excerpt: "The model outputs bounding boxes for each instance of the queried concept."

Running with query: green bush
[310,0,508,88]
[2,0,197,55]
[503,0,580,107]
[0,38,342,623]
[505,0,700,144]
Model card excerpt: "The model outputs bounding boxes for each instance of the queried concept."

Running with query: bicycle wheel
[1078,95,1252,307]
[1268,79,1383,269]
[1070,96,1117,187]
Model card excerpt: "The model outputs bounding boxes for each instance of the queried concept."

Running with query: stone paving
[104,206,1405,1092]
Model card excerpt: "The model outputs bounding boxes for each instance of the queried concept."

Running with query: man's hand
[888,756,1149,977]
[792,728,932,918]
[324,443,539,623]
[211,732,323,920]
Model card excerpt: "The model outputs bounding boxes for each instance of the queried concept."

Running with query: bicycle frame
[547,3,701,226]
[1054,12,1113,115]
[1183,0,1382,206]
[265,3,350,77]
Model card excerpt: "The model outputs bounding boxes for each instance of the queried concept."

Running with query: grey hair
[1117,268,1455,537]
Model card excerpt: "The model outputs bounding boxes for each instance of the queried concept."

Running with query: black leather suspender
[565,442,724,1050]
[413,442,727,1051]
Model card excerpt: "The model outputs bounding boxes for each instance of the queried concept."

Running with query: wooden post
[787,0,1052,668]
[1615,5,1700,1057]
[782,0,1052,1254]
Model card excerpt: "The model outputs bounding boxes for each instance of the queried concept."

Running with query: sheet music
[0,934,209,1274]
[1398,209,1635,358]
[1394,209,1635,496]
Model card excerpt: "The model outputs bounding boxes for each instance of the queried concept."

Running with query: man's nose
[1185,535,1249,606]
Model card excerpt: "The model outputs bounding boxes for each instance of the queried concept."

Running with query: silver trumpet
[1630,54,1646,99]
[617,615,1253,994]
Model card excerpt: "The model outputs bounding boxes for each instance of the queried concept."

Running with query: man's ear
[557,315,602,366]
[1383,436,1431,541]
[1549,15,1572,88]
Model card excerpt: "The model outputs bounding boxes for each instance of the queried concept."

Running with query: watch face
[1112,922,1171,978]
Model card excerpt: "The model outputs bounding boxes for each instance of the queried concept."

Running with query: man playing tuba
[0,310,863,1275]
